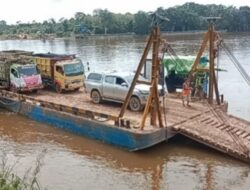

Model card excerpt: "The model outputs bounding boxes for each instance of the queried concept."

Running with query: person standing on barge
[182,78,192,106]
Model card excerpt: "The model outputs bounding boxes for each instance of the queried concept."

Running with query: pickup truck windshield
[125,75,148,84]
[18,66,38,76]
[64,62,84,76]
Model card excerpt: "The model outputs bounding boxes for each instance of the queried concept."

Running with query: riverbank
[3,31,250,42]
[0,34,56,41]
[0,31,210,40]
[0,32,138,41]
[0,150,46,190]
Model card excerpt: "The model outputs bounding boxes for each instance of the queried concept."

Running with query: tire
[74,87,80,91]
[91,90,101,104]
[55,83,62,93]
[129,96,142,112]
[10,85,18,93]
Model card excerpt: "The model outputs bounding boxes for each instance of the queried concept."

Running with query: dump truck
[33,53,85,93]
[0,50,43,92]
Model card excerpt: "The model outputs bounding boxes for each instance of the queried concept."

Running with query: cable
[219,39,250,86]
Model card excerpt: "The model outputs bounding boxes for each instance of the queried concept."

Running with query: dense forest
[0,2,250,39]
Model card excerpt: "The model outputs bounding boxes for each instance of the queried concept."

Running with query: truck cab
[9,63,43,92]
[53,59,84,93]
[33,53,85,93]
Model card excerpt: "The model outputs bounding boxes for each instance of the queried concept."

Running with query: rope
[162,41,189,73]
[166,44,189,72]
[160,49,168,127]
[221,42,250,86]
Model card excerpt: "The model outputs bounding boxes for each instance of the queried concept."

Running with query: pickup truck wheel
[129,96,141,112]
[55,83,62,93]
[91,90,101,104]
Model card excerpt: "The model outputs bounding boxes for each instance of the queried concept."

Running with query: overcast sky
[1,0,249,24]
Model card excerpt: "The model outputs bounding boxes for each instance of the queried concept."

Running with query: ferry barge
[0,18,250,163]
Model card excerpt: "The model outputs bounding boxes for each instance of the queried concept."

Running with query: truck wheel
[55,83,62,93]
[10,85,18,93]
[129,96,141,112]
[74,87,80,91]
[91,90,101,104]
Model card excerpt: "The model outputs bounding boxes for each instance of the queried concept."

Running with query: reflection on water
[0,33,250,189]
[0,110,250,190]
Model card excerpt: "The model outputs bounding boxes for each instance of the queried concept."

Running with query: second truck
[33,53,85,93]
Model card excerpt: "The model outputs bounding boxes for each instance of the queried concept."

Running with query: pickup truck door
[114,77,128,100]
[103,75,115,99]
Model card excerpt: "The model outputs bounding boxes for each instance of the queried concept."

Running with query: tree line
[0,2,250,38]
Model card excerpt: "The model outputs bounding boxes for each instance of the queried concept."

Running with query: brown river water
[0,32,250,189]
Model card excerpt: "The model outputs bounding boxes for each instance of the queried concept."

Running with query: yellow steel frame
[189,21,220,105]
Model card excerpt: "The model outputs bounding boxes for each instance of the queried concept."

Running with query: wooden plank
[226,126,234,132]
[215,123,224,129]
[232,128,240,133]
[236,130,245,136]
[211,122,219,126]
[242,133,250,139]
[205,119,215,125]
[221,125,230,130]
[239,132,249,138]
[200,117,211,123]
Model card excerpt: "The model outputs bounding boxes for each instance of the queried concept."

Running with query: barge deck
[1,89,249,163]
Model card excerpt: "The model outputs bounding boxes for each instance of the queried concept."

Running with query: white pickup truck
[85,71,164,111]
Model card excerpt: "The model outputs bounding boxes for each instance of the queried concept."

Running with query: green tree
[1,3,250,38]
[134,11,151,34]
[93,9,113,34]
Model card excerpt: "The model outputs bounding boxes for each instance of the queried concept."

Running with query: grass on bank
[0,149,47,190]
